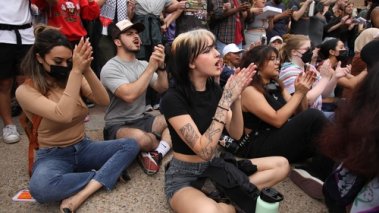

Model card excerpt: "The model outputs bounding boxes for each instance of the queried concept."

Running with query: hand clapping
[72,37,93,74]
[222,63,256,106]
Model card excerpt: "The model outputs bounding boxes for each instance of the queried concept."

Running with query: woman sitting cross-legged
[160,29,289,213]
[238,45,333,200]
[16,25,140,213]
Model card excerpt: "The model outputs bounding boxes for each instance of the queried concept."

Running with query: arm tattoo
[201,121,222,159]
[214,108,226,122]
[179,123,199,148]
[219,81,237,108]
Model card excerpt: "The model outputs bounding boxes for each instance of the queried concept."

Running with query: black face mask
[47,63,72,81]
[336,50,349,62]
[300,49,313,63]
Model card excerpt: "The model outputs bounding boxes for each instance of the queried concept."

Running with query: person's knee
[201,202,232,213]
[138,133,158,151]
[302,109,328,125]
[275,157,290,174]
[29,169,61,203]
[120,138,140,155]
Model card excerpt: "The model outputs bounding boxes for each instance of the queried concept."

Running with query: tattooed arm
[167,64,256,161]
[167,98,231,161]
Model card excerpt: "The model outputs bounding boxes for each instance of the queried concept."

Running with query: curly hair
[319,63,379,178]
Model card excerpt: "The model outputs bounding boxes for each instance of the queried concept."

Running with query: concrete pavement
[0,106,327,213]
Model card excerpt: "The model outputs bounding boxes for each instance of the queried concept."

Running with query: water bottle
[255,188,283,213]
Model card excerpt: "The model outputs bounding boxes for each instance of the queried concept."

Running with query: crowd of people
[1,0,379,212]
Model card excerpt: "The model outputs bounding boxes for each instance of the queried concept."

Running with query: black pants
[237,109,327,163]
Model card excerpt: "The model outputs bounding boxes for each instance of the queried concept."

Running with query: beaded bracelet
[212,117,226,125]
[217,105,229,111]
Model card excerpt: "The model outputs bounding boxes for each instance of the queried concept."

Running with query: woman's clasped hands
[72,37,93,74]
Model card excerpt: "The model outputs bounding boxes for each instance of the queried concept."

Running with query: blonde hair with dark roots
[168,29,217,106]
[20,25,72,95]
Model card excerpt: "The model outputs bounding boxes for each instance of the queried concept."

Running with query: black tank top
[243,84,287,130]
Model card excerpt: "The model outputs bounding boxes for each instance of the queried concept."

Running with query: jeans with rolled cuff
[29,137,139,203]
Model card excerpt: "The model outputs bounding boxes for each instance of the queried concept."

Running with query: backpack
[19,112,42,177]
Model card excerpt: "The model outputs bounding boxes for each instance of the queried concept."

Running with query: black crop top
[243,85,287,131]
[160,86,222,155]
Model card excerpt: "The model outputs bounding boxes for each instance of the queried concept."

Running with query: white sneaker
[153,104,160,110]
[145,104,153,112]
[2,125,20,144]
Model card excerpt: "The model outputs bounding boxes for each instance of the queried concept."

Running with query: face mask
[336,50,349,62]
[47,63,72,81]
[300,49,313,63]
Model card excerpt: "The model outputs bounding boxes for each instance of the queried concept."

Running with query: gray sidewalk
[0,106,327,213]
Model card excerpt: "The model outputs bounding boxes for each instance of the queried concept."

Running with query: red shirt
[232,0,243,44]
[32,0,99,41]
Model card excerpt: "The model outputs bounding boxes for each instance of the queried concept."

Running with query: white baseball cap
[110,19,145,40]
[269,36,283,44]
[222,43,244,56]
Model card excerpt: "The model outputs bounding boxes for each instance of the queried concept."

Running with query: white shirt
[0,0,34,44]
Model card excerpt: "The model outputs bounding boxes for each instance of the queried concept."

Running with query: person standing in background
[211,0,250,53]
[0,0,34,144]
[266,0,292,43]
[32,0,100,46]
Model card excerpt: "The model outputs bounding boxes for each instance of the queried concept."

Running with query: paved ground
[0,106,328,213]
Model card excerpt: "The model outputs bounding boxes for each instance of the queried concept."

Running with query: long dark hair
[168,29,217,106]
[318,38,339,60]
[240,45,283,94]
[20,25,72,95]
[320,63,379,178]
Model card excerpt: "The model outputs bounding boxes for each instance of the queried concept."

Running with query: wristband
[212,117,226,125]
[217,105,229,111]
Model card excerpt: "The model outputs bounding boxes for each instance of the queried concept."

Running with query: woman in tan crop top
[16,25,140,213]
[160,29,289,213]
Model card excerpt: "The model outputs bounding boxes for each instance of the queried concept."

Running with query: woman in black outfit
[238,45,331,200]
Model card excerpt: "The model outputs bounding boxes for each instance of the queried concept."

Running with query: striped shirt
[279,62,322,110]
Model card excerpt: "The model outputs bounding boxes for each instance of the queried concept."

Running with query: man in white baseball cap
[220,43,244,87]
[269,36,283,50]
[222,43,244,57]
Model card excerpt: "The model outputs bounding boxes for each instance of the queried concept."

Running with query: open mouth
[133,39,140,46]
[215,59,223,70]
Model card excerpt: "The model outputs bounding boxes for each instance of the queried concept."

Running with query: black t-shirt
[289,0,310,35]
[160,85,222,155]
[243,86,286,130]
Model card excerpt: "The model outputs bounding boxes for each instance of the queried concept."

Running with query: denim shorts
[164,158,209,201]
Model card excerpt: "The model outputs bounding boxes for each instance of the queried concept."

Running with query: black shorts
[0,43,32,79]
[103,114,155,140]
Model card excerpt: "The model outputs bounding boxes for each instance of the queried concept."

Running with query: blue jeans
[29,137,139,203]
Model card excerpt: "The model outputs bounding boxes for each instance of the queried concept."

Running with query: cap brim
[120,23,145,34]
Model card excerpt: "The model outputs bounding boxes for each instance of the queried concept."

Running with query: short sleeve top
[160,86,222,155]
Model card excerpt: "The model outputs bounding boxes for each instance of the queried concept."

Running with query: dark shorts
[103,113,155,140]
[164,158,209,201]
[0,43,32,79]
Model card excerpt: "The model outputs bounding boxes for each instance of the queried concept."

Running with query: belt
[0,23,32,45]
